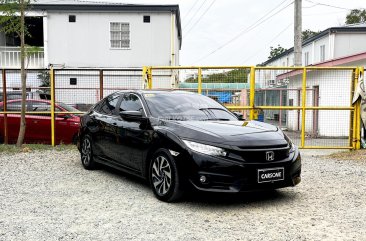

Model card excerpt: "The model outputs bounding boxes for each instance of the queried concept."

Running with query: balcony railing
[0,46,45,68]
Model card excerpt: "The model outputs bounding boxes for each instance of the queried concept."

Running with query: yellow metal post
[352,68,359,150]
[198,68,202,94]
[301,68,307,148]
[147,67,152,89]
[249,67,255,120]
[50,67,55,146]
[142,66,147,89]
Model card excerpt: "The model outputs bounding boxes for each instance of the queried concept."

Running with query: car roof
[114,90,196,95]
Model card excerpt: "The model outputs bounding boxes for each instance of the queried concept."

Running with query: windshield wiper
[202,118,231,121]
[199,108,225,111]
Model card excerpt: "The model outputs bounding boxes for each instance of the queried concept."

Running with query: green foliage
[346,9,366,24]
[0,0,31,36]
[302,29,320,41]
[185,69,249,83]
[268,44,286,60]
[38,70,50,94]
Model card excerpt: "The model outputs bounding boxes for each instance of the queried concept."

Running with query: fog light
[199,175,207,183]
[293,176,301,186]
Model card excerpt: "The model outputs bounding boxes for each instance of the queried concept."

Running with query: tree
[268,45,286,60]
[302,29,319,41]
[185,69,249,83]
[346,9,366,24]
[0,0,30,147]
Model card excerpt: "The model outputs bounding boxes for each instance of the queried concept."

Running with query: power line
[193,0,294,64]
[184,0,217,38]
[242,23,293,64]
[183,0,208,30]
[304,0,352,10]
[183,0,200,20]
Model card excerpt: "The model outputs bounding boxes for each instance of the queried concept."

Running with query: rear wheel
[81,134,96,170]
[149,148,184,202]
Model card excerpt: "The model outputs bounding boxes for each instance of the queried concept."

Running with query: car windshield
[57,102,80,112]
[143,92,237,121]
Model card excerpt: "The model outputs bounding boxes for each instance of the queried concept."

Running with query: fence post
[198,68,202,94]
[301,68,307,148]
[2,69,8,144]
[99,69,104,100]
[50,67,55,146]
[249,66,255,120]
[147,67,152,89]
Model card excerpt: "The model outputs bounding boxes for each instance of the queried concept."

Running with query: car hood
[153,120,288,148]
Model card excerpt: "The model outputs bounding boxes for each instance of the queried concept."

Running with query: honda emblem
[266,151,275,161]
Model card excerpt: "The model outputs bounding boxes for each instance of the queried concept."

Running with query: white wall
[334,33,366,59]
[287,69,352,137]
[46,11,180,68]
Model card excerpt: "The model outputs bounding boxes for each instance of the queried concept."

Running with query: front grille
[237,148,290,162]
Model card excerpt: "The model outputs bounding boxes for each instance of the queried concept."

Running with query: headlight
[283,133,296,153]
[182,140,227,157]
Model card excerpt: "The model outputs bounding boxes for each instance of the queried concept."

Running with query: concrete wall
[46,11,180,68]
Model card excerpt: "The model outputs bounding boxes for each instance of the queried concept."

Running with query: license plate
[258,167,284,183]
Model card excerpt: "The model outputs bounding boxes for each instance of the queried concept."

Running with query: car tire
[80,134,96,170]
[149,148,184,202]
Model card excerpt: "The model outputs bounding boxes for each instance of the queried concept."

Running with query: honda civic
[77,90,301,202]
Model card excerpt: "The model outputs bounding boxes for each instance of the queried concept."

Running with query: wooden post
[2,69,8,144]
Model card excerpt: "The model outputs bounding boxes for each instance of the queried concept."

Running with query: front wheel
[149,148,184,202]
[80,134,96,170]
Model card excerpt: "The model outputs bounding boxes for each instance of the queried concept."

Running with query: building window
[70,78,77,85]
[110,22,130,49]
[69,15,76,22]
[304,52,309,66]
[143,16,150,23]
[320,45,325,62]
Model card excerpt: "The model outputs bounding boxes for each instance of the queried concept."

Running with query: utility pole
[294,0,302,66]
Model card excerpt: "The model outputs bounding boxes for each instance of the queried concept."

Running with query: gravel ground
[0,148,365,241]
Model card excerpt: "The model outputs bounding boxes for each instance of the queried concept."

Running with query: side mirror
[120,110,145,121]
[233,111,245,121]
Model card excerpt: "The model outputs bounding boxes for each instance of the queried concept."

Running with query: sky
[85,0,366,66]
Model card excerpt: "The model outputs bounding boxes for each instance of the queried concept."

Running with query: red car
[0,99,81,144]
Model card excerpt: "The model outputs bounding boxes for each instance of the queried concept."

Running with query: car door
[5,101,32,143]
[91,93,121,162]
[114,93,152,172]
[28,101,52,143]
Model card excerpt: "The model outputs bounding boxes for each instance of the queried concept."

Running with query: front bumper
[184,149,301,193]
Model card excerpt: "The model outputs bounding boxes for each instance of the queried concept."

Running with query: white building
[0,1,182,68]
[0,1,182,106]
[259,24,366,137]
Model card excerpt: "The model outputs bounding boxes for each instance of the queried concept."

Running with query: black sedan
[77,90,301,202]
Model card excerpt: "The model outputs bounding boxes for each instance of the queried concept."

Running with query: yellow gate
[144,66,364,150]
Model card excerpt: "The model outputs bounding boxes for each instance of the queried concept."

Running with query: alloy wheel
[151,155,172,195]
[81,137,91,166]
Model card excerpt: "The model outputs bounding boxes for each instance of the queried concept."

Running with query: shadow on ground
[98,164,298,207]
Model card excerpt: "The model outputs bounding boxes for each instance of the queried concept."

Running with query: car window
[119,94,144,113]
[99,93,119,115]
[6,101,22,111]
[30,101,51,116]
[143,93,237,121]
